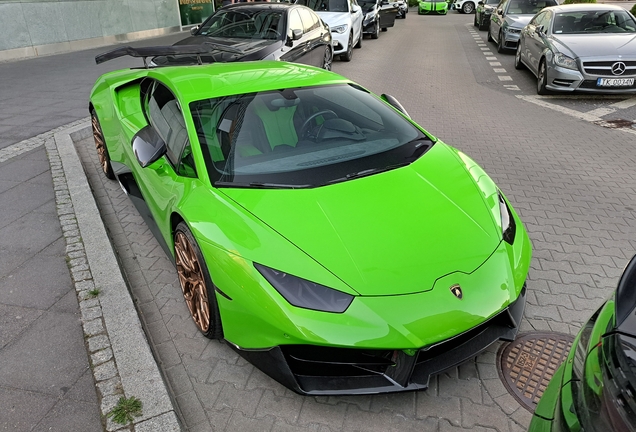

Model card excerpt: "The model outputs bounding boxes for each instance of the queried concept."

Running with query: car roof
[145,61,351,104]
[219,2,296,11]
[547,3,628,13]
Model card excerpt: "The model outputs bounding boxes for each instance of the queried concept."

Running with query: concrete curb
[49,121,181,432]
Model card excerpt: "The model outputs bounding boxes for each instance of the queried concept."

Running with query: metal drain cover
[497,332,574,412]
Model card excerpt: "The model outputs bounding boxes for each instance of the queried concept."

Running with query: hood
[551,34,636,59]
[316,11,351,27]
[153,36,279,65]
[221,144,502,297]
[505,15,533,29]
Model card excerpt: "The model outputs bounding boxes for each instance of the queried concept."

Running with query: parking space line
[517,95,602,122]
[498,76,513,81]
[587,107,617,117]
[504,85,520,91]
[494,68,506,73]
[490,62,501,66]
[610,96,636,109]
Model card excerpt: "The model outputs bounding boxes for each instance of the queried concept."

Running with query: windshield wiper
[327,162,411,185]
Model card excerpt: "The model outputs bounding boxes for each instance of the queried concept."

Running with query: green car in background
[418,0,449,15]
[90,46,531,395]
[529,256,636,432]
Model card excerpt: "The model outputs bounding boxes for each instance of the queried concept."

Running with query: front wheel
[355,30,362,48]
[473,14,478,26]
[537,59,549,95]
[371,21,380,39]
[340,33,353,61]
[478,16,488,30]
[497,30,505,53]
[514,44,524,70]
[487,27,494,41]
[174,222,223,340]
[462,1,474,13]
[322,45,333,70]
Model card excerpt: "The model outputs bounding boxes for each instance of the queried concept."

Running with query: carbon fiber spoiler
[95,44,245,67]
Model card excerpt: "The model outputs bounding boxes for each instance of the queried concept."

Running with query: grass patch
[87,288,101,298]
[107,396,143,425]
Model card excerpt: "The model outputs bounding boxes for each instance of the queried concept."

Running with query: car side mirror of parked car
[497,8,502,14]
[132,126,167,168]
[536,24,545,35]
[292,28,303,41]
[190,26,199,36]
[381,94,411,119]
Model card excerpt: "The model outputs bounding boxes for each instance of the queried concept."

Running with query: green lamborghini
[90,46,531,395]
[418,0,449,15]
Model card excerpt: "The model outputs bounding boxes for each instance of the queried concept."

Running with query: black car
[152,3,333,70]
[474,0,498,30]
[529,254,636,432]
[359,0,398,38]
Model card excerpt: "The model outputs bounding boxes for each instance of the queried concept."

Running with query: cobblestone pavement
[69,10,636,432]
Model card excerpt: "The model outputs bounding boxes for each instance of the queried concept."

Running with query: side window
[145,82,196,178]
[288,10,303,38]
[298,8,318,32]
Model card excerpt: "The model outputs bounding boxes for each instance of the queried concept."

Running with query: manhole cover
[497,332,574,412]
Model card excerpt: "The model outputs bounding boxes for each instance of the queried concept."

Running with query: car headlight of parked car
[363,11,377,24]
[499,192,516,245]
[255,263,355,313]
[331,24,349,34]
[505,27,521,34]
[553,53,578,71]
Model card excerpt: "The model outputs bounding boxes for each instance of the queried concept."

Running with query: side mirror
[536,24,545,34]
[190,25,199,36]
[381,94,410,119]
[497,8,503,14]
[352,4,361,13]
[132,127,167,168]
[292,28,303,40]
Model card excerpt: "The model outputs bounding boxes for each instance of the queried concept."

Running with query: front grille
[583,60,636,77]
[600,334,636,429]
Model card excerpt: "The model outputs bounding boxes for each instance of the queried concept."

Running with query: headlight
[498,192,516,245]
[254,264,354,313]
[554,53,578,71]
[331,24,349,34]
[505,27,521,34]
[363,12,376,25]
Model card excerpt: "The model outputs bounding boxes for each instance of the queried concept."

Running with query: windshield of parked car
[552,10,636,34]
[358,0,377,13]
[197,9,283,39]
[297,0,349,13]
[505,0,556,15]
[190,84,431,188]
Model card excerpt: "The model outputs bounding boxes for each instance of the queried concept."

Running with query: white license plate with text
[597,78,634,87]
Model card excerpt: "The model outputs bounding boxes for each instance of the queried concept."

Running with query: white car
[452,0,477,14]
[297,0,364,61]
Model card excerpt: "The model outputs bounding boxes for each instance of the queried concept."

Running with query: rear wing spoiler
[95,44,245,67]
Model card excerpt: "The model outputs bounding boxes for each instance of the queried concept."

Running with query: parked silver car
[488,0,557,53]
[515,4,636,94]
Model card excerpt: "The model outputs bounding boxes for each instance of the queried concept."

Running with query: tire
[403,11,407,18]
[355,30,362,48]
[462,1,474,13]
[322,45,333,70]
[537,59,549,95]
[371,20,379,39]
[381,27,388,31]
[90,110,115,180]
[497,30,505,53]
[174,222,223,340]
[487,27,493,41]
[478,16,488,30]
[473,14,478,26]
[340,33,353,61]
[514,43,524,70]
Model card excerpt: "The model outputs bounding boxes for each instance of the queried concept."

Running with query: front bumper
[419,2,448,14]
[363,19,377,33]
[234,287,526,395]
[501,28,521,49]
[545,62,636,94]
[330,30,350,55]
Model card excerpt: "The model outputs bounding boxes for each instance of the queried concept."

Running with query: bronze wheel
[91,111,115,180]
[174,222,222,339]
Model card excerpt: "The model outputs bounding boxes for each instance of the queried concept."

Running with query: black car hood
[153,36,281,65]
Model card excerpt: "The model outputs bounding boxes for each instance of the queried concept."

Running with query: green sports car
[90,46,531,395]
[418,0,449,15]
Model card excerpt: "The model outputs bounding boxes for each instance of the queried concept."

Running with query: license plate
[597,77,634,87]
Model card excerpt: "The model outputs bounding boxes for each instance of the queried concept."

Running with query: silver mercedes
[515,4,636,94]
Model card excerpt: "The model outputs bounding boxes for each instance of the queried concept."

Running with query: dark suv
[474,0,499,30]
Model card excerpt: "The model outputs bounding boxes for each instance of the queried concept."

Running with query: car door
[281,8,311,64]
[379,0,398,29]
[298,7,325,66]
[490,0,507,41]
[136,80,199,248]
[525,11,550,74]
[350,0,363,44]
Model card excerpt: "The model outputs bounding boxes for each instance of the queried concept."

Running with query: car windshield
[197,9,283,39]
[505,0,556,15]
[297,0,349,13]
[552,10,636,34]
[358,0,376,13]
[190,84,430,188]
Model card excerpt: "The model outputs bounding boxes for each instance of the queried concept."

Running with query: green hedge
[631,4,636,15]
[408,0,419,7]
[562,0,596,4]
